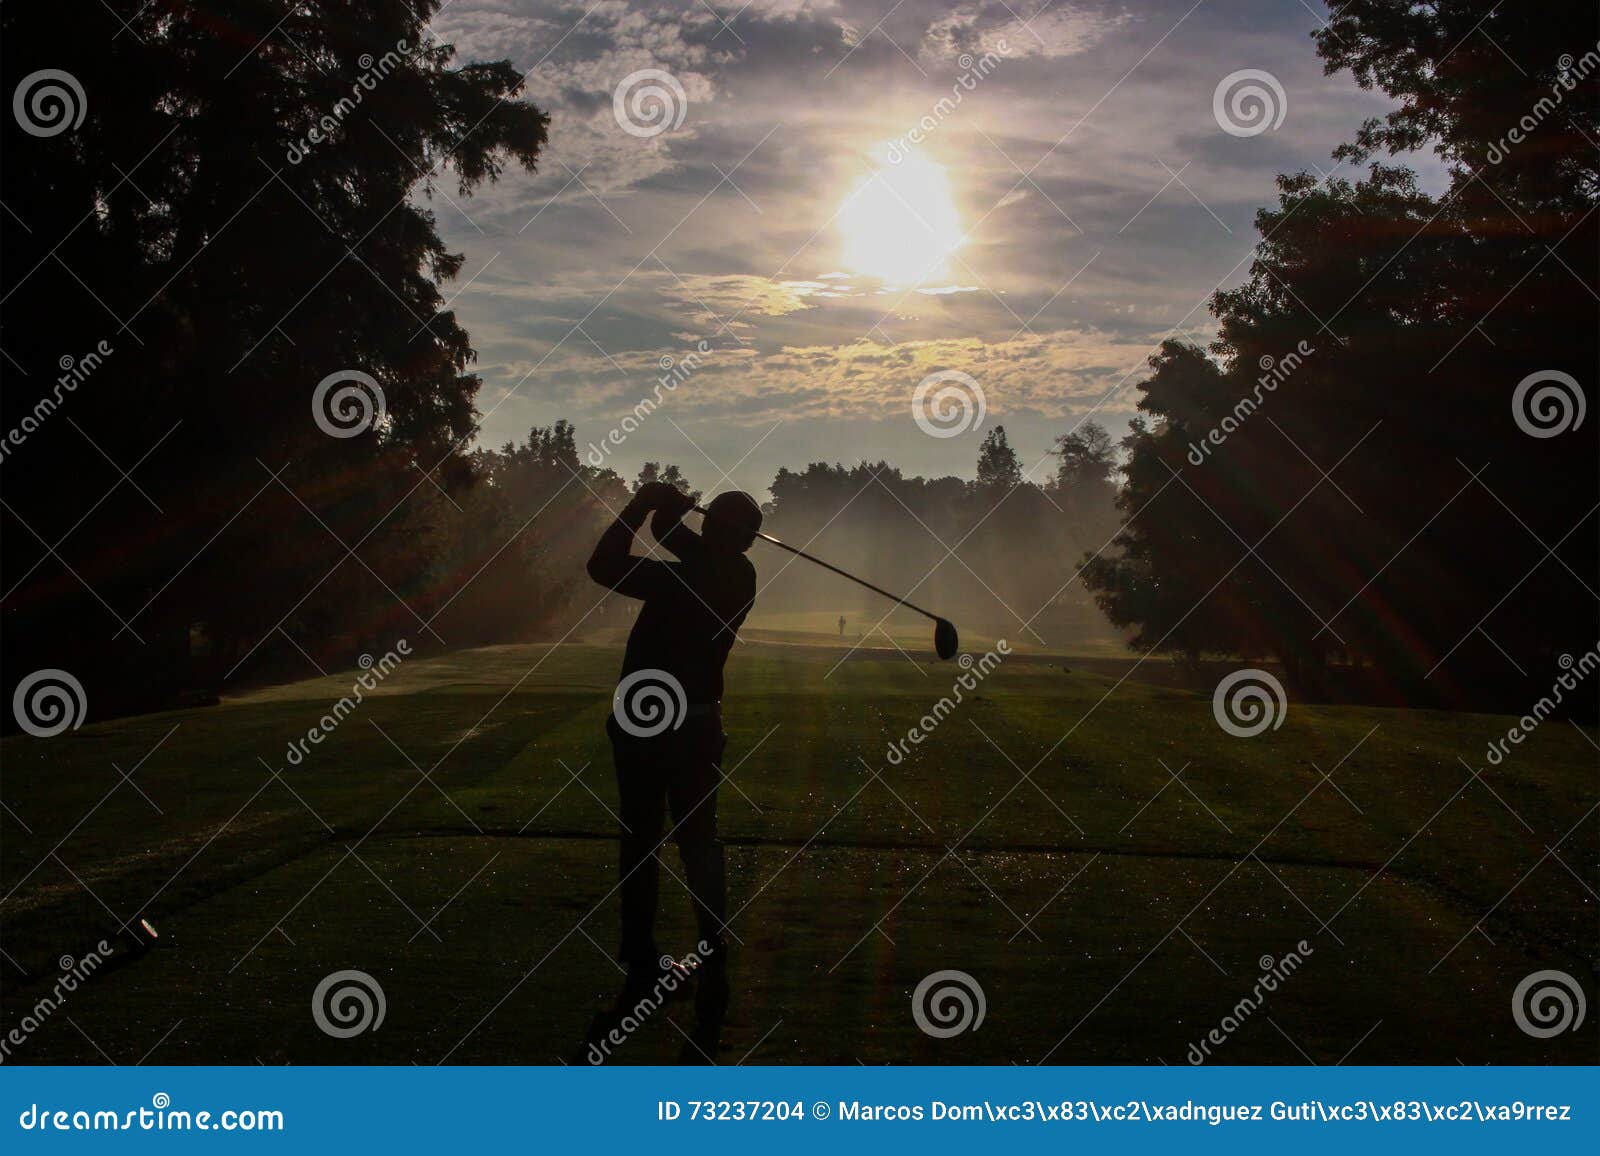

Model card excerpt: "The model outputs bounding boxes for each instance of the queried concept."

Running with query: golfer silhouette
[585,481,761,1062]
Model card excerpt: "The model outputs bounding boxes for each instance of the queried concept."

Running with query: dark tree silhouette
[1085,0,1598,704]
[1,2,548,714]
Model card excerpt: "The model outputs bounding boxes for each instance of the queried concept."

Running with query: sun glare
[838,152,964,285]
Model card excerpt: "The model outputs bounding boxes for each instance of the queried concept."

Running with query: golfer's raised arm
[586,493,655,593]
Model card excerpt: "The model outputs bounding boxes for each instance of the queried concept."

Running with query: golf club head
[933,618,959,661]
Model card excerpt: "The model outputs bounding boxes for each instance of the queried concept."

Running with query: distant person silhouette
[838,614,846,637]
[585,482,761,1063]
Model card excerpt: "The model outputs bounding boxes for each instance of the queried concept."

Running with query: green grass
[1,640,1594,1065]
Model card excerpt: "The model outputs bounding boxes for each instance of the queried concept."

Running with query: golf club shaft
[692,505,941,623]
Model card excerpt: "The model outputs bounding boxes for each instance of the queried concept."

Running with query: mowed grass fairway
[2,638,1595,1065]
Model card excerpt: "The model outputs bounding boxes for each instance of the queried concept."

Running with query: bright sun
[838,152,963,285]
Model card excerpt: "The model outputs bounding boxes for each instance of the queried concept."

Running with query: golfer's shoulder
[715,553,755,601]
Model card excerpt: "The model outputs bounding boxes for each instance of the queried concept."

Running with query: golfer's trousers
[608,715,728,967]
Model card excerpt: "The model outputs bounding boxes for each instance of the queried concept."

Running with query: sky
[424,0,1400,498]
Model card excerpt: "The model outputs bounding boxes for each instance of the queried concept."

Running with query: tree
[634,462,701,505]
[1,2,548,711]
[1084,0,1597,704]
[974,426,1023,492]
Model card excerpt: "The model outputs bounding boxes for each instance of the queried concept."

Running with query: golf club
[693,505,960,660]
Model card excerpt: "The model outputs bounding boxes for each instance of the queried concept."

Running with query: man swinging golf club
[586,481,762,1062]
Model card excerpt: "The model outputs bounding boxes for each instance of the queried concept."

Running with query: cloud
[417,0,1397,484]
[922,2,1133,62]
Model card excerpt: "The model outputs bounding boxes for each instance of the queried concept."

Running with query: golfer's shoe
[694,962,729,1024]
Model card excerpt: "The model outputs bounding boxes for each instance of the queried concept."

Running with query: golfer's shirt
[588,509,755,707]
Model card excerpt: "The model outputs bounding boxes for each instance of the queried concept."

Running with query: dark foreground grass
[1,642,1594,1064]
